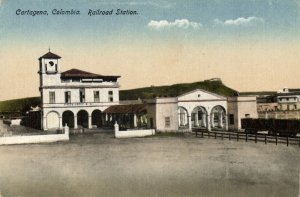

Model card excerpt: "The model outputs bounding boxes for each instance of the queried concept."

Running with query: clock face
[49,61,54,67]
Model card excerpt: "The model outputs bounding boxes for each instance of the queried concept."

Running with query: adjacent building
[257,88,300,119]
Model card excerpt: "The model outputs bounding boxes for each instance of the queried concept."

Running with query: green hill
[0,79,238,113]
[0,97,40,113]
[119,79,238,100]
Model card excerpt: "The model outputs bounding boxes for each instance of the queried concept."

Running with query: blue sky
[1,0,299,46]
[0,0,300,100]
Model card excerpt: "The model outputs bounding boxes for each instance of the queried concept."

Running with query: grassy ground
[0,131,299,197]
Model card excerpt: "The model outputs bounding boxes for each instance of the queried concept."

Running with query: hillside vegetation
[0,97,40,113]
[120,80,238,100]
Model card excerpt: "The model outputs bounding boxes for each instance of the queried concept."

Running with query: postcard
[0,0,299,196]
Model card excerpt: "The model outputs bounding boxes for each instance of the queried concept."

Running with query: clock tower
[38,50,62,86]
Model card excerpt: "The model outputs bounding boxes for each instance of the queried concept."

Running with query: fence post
[201,130,204,138]
[208,132,210,138]
[64,124,69,139]
[287,136,289,147]
[255,134,257,143]
[222,133,223,140]
[114,122,119,138]
[246,133,248,142]
[237,133,239,141]
[265,134,267,144]
[276,135,278,145]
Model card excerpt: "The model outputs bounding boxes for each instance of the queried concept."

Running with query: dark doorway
[62,111,74,128]
[92,110,102,128]
[77,110,88,128]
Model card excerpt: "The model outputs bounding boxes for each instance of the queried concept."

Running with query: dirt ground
[0,131,299,197]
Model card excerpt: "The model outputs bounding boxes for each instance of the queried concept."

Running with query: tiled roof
[104,104,146,114]
[61,69,120,79]
[39,52,61,60]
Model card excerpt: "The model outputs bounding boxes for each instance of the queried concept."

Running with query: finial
[48,47,50,52]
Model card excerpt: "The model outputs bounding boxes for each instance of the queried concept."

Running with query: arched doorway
[77,110,89,128]
[178,106,189,129]
[62,110,74,128]
[46,111,59,130]
[191,106,207,128]
[211,106,226,130]
[92,110,102,128]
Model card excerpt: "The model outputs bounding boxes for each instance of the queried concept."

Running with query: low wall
[11,119,21,126]
[0,127,69,145]
[115,128,155,138]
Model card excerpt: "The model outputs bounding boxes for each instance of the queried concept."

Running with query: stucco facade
[227,96,258,130]
[145,98,179,132]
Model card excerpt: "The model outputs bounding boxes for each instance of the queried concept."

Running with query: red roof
[104,104,146,114]
[61,69,120,79]
[39,52,61,60]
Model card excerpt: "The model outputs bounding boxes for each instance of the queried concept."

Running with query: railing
[194,129,300,147]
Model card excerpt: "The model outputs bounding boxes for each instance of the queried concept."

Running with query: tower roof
[38,51,61,60]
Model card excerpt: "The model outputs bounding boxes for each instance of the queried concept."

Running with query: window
[94,91,100,102]
[286,98,289,101]
[294,104,297,110]
[165,117,170,128]
[49,92,55,103]
[287,105,290,110]
[229,114,234,125]
[65,91,71,103]
[79,89,85,103]
[108,91,113,102]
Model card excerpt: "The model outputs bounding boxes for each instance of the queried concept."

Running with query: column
[195,112,199,127]
[134,114,137,128]
[202,113,207,128]
[59,116,63,130]
[211,113,215,128]
[88,115,92,129]
[43,116,47,130]
[74,115,78,129]
[188,115,192,131]
[225,114,228,131]
[219,112,223,128]
[207,115,211,131]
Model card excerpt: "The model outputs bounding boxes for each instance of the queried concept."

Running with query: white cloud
[214,16,264,26]
[147,19,202,30]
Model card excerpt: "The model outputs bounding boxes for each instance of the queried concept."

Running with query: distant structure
[38,51,120,130]
[257,88,300,119]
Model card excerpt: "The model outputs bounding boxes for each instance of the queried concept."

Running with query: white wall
[0,127,69,145]
[227,96,258,130]
[42,87,119,104]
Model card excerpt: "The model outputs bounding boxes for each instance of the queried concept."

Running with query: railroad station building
[39,51,120,130]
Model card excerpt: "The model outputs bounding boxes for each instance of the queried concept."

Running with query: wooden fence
[194,130,300,147]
